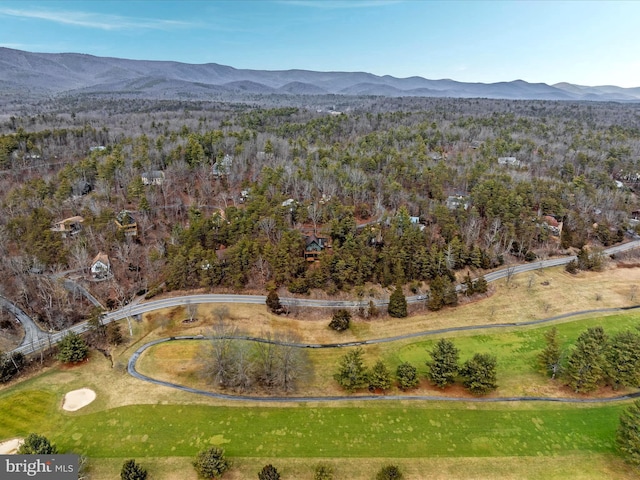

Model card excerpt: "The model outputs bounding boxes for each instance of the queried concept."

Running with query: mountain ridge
[1,47,639,103]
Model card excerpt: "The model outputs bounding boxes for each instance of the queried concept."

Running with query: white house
[212,154,233,177]
[90,252,111,279]
[498,157,522,167]
[141,170,165,186]
[446,195,470,210]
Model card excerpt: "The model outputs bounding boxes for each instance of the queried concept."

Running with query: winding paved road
[5,237,640,403]
[7,238,640,357]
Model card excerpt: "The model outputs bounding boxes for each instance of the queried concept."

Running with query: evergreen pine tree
[461,353,498,395]
[258,464,280,480]
[192,446,229,479]
[266,290,282,314]
[396,362,419,390]
[606,330,640,390]
[617,399,640,467]
[538,327,563,379]
[463,273,475,296]
[17,433,58,455]
[120,459,147,480]
[334,347,369,392]
[565,326,608,393]
[387,284,407,318]
[57,332,89,363]
[473,275,488,294]
[427,338,460,388]
[369,360,392,391]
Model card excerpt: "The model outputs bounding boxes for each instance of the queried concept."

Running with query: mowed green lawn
[140,311,640,398]
[0,387,628,459]
[2,310,640,478]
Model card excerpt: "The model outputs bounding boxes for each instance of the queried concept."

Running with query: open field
[0,367,638,479]
[136,309,640,399]
[0,368,639,480]
[1,265,640,478]
[141,265,640,347]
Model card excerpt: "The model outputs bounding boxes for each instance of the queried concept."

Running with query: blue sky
[0,0,638,88]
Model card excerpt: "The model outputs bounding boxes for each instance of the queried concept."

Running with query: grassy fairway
[56,403,624,459]
[0,385,629,458]
[138,311,640,398]
[0,383,637,478]
[2,266,640,478]
[0,352,637,478]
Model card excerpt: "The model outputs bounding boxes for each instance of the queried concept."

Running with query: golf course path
[127,305,640,404]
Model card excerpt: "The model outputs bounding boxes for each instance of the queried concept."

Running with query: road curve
[9,238,640,356]
[127,315,640,404]
[0,295,49,348]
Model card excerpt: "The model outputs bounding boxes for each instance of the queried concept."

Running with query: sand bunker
[62,388,96,411]
[0,438,24,454]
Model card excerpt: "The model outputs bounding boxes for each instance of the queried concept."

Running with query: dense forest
[0,96,639,330]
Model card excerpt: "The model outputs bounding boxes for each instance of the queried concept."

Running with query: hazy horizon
[1,0,639,89]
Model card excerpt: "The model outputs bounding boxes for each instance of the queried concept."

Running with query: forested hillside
[0,97,639,330]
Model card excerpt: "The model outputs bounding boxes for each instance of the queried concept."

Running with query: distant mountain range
[1,47,639,103]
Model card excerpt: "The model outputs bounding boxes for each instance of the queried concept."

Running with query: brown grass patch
[134,265,640,349]
[86,454,638,480]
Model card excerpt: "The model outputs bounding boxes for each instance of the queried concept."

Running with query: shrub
[120,459,147,480]
[314,463,334,480]
[376,464,403,480]
[287,278,309,294]
[266,290,283,314]
[56,332,89,363]
[17,433,58,454]
[396,361,419,390]
[329,309,351,331]
[565,259,579,274]
[258,464,280,480]
[193,446,229,479]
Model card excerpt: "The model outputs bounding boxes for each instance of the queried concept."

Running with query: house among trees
[141,170,165,186]
[212,154,233,177]
[304,234,329,262]
[409,216,426,231]
[446,195,469,210]
[51,216,84,238]
[498,156,522,167]
[114,210,137,237]
[541,215,563,236]
[90,252,111,279]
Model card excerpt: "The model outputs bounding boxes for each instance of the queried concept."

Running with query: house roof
[305,234,327,248]
[116,210,135,225]
[56,216,84,225]
[542,215,559,227]
[141,170,164,178]
[91,252,110,267]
